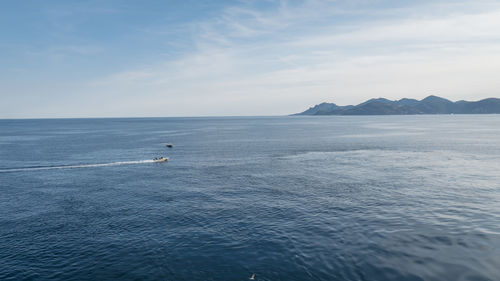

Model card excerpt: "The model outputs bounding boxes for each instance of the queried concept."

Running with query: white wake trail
[0,160,156,173]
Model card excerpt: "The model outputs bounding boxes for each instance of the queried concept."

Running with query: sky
[1,0,500,118]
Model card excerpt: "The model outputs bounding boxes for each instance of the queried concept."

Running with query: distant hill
[294,96,500,115]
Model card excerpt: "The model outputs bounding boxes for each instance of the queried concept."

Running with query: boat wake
[0,160,155,173]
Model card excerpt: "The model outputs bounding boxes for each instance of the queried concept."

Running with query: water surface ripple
[1,116,499,280]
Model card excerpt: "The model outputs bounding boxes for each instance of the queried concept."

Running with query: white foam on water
[0,160,156,173]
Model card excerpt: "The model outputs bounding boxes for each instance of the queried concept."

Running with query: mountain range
[295,96,500,115]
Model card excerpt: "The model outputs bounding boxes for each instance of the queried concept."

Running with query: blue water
[1,116,499,281]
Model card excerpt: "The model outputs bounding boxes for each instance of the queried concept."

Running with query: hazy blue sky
[1,0,500,118]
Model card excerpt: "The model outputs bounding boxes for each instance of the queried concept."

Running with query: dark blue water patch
[1,115,500,280]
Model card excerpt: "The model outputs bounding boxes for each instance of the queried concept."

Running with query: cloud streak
[2,0,500,117]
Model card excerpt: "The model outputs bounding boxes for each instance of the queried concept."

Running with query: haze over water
[1,115,499,280]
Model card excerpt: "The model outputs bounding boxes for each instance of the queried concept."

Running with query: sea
[1,115,499,281]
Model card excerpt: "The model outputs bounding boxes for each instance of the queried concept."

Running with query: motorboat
[166,143,173,148]
[153,157,168,163]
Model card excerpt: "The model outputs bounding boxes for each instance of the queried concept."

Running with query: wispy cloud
[78,0,500,116]
[3,0,500,117]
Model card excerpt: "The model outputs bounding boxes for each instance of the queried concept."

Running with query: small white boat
[153,157,168,163]
[166,143,173,148]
